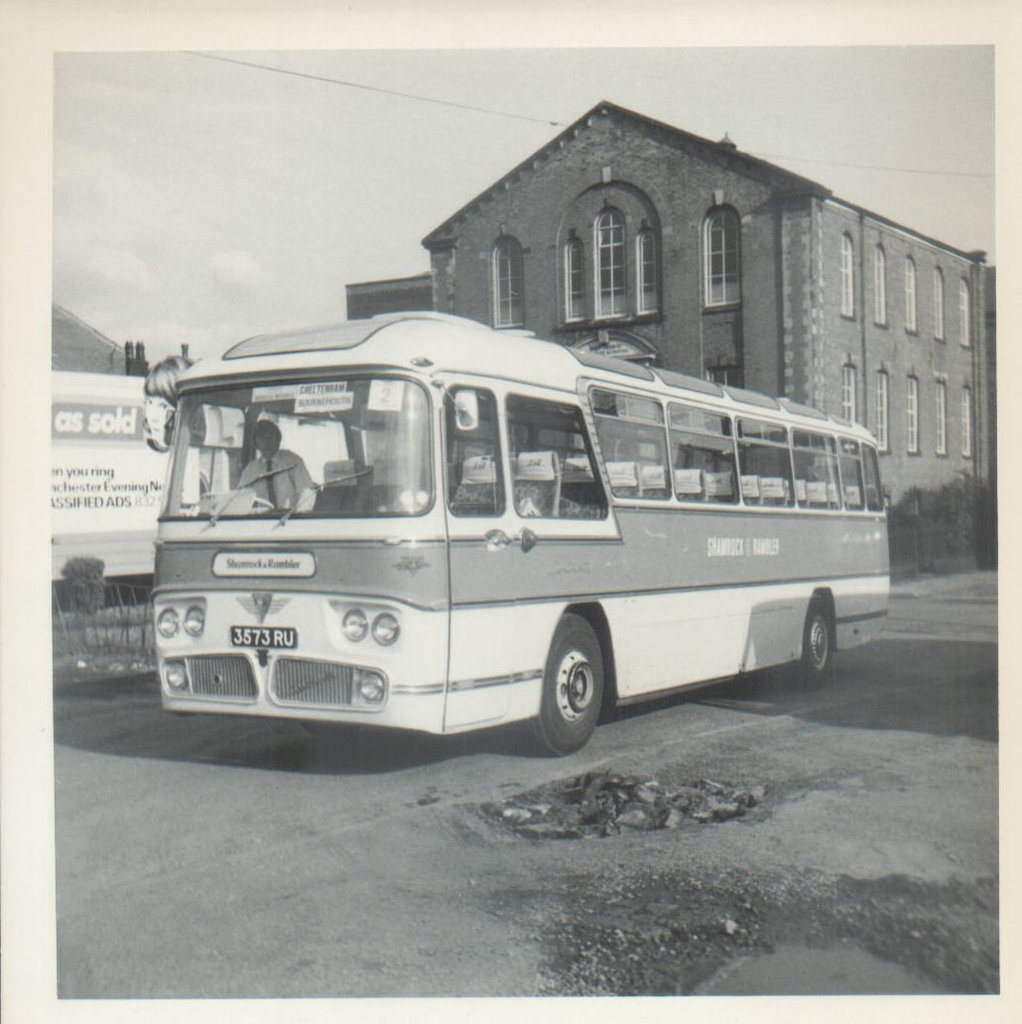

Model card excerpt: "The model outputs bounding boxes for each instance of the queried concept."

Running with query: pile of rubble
[488,771,765,840]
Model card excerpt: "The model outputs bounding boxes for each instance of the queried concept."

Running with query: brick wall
[427,109,787,386]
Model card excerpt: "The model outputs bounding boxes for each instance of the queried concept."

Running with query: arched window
[874,245,886,324]
[933,268,945,340]
[636,227,658,314]
[842,363,858,423]
[595,209,626,318]
[904,256,917,332]
[840,233,854,317]
[492,236,524,328]
[704,207,740,306]
[959,278,971,347]
[563,237,585,322]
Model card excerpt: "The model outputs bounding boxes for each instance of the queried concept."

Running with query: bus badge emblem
[237,592,290,623]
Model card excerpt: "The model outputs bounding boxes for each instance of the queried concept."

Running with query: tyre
[530,614,604,756]
[795,597,834,690]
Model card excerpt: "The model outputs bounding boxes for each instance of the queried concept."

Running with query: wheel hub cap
[809,617,828,669]
[556,650,594,722]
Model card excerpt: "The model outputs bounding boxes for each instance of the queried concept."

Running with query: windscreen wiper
[204,465,293,527]
[274,467,374,527]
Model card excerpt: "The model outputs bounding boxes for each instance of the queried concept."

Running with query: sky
[53,46,995,364]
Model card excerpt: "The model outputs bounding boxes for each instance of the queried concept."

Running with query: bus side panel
[443,602,553,731]
[834,574,890,650]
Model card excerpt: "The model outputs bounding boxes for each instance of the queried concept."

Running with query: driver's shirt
[237,450,314,509]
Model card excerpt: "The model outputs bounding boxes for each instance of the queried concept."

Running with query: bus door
[440,381,615,731]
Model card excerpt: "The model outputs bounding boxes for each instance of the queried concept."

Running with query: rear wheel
[796,598,834,690]
[530,614,604,756]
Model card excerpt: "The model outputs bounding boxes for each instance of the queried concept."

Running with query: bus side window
[445,388,505,517]
[737,418,794,507]
[506,395,606,519]
[792,430,841,509]
[837,438,865,510]
[590,389,671,501]
[862,444,884,511]
[668,403,738,503]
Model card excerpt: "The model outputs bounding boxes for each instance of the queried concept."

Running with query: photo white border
[2,2,1017,1022]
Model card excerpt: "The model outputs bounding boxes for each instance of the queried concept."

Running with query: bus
[152,312,888,755]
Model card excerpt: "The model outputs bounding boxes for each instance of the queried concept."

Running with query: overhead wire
[184,51,566,127]
[184,51,991,182]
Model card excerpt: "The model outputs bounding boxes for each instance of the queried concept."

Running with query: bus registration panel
[231,626,298,648]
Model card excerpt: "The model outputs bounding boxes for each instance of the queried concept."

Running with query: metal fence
[52,580,154,661]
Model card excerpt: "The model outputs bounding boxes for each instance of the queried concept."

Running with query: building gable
[422,100,830,251]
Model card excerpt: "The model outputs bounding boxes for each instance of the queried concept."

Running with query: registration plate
[230,625,298,649]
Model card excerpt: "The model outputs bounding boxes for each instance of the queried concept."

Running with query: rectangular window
[905,258,917,333]
[837,438,866,510]
[564,241,584,322]
[445,388,505,517]
[961,387,972,457]
[792,431,841,509]
[841,365,857,422]
[737,418,794,507]
[874,247,886,324]
[875,371,889,452]
[590,389,671,501]
[704,209,740,306]
[493,241,524,328]
[506,395,606,519]
[959,279,971,347]
[906,377,919,453]
[862,445,885,511]
[667,403,738,504]
[934,269,945,340]
[935,380,947,455]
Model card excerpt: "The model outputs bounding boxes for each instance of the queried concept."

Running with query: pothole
[480,770,765,839]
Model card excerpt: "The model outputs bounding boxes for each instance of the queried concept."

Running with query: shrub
[61,556,106,614]
[889,474,994,573]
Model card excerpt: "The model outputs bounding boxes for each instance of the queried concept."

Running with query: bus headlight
[355,670,386,705]
[157,608,180,638]
[183,605,206,636]
[342,608,368,642]
[164,660,188,691]
[371,613,400,646]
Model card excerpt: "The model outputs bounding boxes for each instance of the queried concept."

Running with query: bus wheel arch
[796,589,836,690]
[564,602,618,718]
[530,609,608,756]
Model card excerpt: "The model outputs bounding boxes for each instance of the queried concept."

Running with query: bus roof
[180,312,878,444]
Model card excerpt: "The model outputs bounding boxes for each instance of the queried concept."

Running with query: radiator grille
[185,655,258,701]
[272,658,354,707]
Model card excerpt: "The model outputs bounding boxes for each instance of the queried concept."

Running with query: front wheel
[530,614,604,756]
[795,598,834,691]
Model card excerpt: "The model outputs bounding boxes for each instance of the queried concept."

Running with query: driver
[238,419,315,511]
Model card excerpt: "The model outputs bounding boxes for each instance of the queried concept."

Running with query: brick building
[348,101,992,504]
